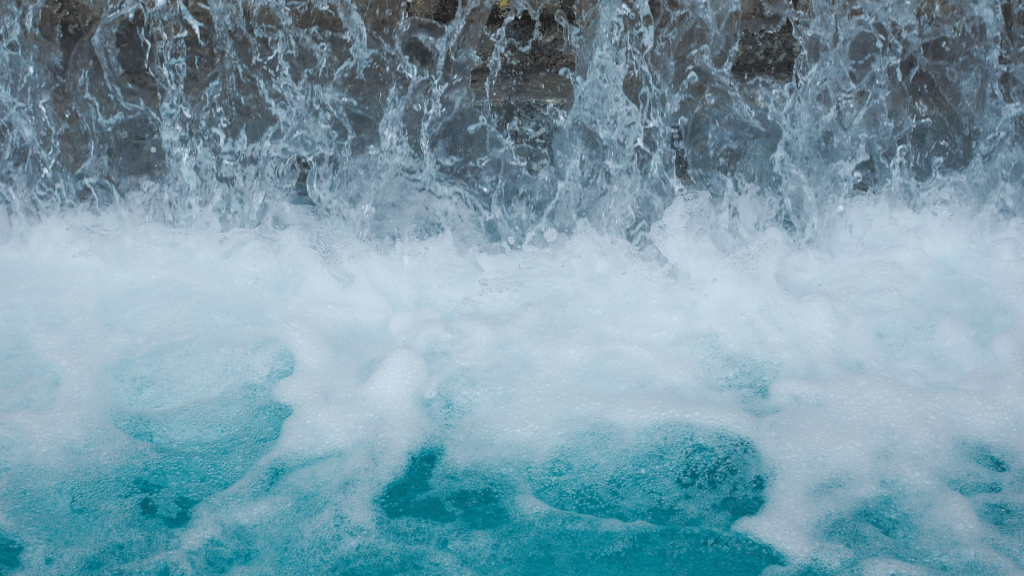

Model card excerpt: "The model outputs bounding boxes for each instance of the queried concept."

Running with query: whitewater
[2,0,1024,574]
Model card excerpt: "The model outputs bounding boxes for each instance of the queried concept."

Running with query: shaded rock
[110,115,163,178]
[472,1,576,106]
[898,54,976,180]
[852,155,878,193]
[1003,1,1024,59]
[462,1,577,177]
[670,127,690,182]
[408,0,460,24]
[732,19,801,82]
[114,10,159,106]
[294,156,311,196]
[38,0,98,70]
[181,0,217,97]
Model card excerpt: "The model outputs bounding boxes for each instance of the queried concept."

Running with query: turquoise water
[0,212,1022,574]
[3,0,1024,572]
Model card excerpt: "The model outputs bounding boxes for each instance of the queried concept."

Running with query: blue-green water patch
[700,337,780,412]
[0,335,60,413]
[945,442,1024,568]
[529,423,768,529]
[0,338,297,573]
[103,338,295,527]
[818,474,1024,575]
[0,534,22,573]
[357,424,781,575]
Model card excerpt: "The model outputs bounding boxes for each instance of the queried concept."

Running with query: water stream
[1,0,1024,574]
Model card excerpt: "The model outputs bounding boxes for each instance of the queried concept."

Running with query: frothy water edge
[0,197,1022,574]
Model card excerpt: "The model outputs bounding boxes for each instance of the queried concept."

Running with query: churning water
[2,0,1024,574]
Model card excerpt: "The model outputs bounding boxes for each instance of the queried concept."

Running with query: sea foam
[0,196,1021,574]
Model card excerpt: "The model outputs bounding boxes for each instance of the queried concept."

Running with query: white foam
[1,200,1023,571]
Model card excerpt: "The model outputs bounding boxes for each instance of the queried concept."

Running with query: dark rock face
[181,0,217,97]
[472,0,576,107]
[115,11,157,99]
[670,128,690,182]
[1005,1,1024,56]
[408,0,460,24]
[38,0,98,70]
[732,19,801,82]
[5,0,1015,240]
[1000,1,1024,102]
[901,55,976,180]
[463,0,577,182]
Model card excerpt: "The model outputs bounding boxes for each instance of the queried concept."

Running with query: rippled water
[1,0,1024,574]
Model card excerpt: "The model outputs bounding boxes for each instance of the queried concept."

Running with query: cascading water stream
[2,0,1019,244]
[1,0,1024,574]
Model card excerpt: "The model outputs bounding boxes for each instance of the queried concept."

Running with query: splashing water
[1,0,1024,574]
[2,0,1022,243]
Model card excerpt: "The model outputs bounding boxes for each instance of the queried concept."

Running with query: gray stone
[408,0,459,24]
[1004,1,1024,55]
[731,19,801,82]
[180,0,216,97]
[472,1,576,108]
[38,0,98,71]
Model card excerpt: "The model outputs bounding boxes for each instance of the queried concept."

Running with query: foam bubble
[0,203,1022,573]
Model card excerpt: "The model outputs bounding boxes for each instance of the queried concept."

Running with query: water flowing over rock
[3,2,1024,575]
[1,0,1021,244]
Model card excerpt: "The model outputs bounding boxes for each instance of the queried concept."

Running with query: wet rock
[852,155,878,193]
[1003,1,1024,59]
[110,115,163,178]
[287,3,355,90]
[495,100,559,154]
[670,127,690,182]
[114,10,159,106]
[291,5,346,31]
[402,35,435,68]
[408,0,460,24]
[181,0,217,97]
[469,1,576,173]
[732,19,801,82]
[1000,1,1024,105]
[38,0,99,70]
[36,1,168,187]
[471,4,576,107]
[294,156,311,197]
[351,0,404,40]
[898,53,976,180]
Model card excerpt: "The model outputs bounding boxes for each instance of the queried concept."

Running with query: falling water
[1,0,1024,574]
